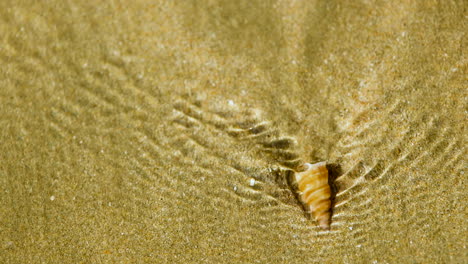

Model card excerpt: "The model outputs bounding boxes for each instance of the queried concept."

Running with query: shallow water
[0,1,466,263]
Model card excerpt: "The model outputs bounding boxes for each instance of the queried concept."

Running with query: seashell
[295,161,331,230]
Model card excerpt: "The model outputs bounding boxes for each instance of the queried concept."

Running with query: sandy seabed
[0,1,466,263]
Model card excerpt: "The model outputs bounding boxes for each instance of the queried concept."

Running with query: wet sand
[0,1,466,263]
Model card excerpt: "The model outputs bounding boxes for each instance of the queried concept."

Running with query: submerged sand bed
[0,1,466,263]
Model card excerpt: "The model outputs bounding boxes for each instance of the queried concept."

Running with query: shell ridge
[294,161,332,230]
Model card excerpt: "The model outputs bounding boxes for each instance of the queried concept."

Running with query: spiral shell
[295,161,331,230]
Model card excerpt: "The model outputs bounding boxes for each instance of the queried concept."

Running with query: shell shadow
[326,163,343,227]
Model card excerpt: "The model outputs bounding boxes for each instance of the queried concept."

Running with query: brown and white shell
[295,161,331,230]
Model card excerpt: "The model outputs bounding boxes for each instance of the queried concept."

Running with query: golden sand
[0,1,466,263]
